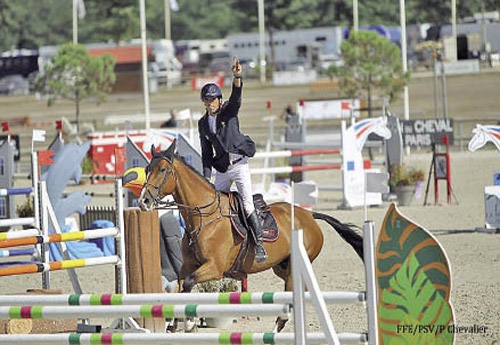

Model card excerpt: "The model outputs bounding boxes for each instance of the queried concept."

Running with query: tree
[326,30,410,117]
[35,43,116,132]
[81,0,138,44]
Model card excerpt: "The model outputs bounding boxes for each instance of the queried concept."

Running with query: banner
[401,118,454,147]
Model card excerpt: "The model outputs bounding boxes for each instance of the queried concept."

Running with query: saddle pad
[228,191,279,242]
[230,211,279,242]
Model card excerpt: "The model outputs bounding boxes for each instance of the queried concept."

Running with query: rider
[198,56,268,264]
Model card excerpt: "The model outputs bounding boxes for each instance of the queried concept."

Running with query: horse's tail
[312,212,364,261]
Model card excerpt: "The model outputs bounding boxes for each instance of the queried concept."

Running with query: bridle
[143,154,231,244]
[143,156,175,209]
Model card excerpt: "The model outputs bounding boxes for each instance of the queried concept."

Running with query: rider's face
[203,97,220,116]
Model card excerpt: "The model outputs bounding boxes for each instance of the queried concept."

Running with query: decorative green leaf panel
[376,203,454,344]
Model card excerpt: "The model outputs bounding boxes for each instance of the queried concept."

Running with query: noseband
[144,156,175,208]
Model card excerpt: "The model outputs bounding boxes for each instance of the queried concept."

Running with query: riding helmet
[200,83,222,100]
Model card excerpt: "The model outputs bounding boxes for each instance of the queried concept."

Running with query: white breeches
[214,157,255,216]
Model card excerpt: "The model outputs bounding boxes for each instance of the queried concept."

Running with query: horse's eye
[160,167,167,173]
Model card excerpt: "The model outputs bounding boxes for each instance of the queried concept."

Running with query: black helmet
[200,83,222,100]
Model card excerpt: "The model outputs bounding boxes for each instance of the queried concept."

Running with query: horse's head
[468,124,487,152]
[468,124,500,153]
[138,140,177,211]
[354,116,391,151]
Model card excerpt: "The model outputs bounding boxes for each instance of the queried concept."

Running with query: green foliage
[378,254,454,344]
[326,30,410,106]
[0,0,498,52]
[16,197,34,218]
[81,1,138,44]
[35,43,116,131]
[376,204,455,343]
[389,164,425,188]
[81,156,94,175]
[193,278,239,293]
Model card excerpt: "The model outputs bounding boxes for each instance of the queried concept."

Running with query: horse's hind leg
[271,260,292,333]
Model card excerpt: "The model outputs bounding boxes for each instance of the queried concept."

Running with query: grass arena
[0,73,500,344]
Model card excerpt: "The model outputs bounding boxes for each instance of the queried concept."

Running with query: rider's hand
[232,56,242,78]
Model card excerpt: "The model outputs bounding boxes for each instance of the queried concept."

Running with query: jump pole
[251,164,341,175]
[0,256,120,277]
[0,304,291,320]
[254,148,341,159]
[0,291,365,306]
[0,227,119,249]
[0,332,367,345]
[0,228,39,239]
[0,187,33,196]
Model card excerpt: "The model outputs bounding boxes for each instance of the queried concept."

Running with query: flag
[55,120,62,130]
[169,0,179,11]
[77,0,86,19]
[366,172,389,194]
[1,122,9,132]
[341,101,351,111]
[38,150,54,166]
[32,129,46,142]
[293,181,318,207]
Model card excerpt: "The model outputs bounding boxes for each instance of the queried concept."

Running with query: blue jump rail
[0,188,33,196]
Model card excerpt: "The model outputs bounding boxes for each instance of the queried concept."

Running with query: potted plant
[389,164,425,206]
[16,197,34,218]
[193,278,239,328]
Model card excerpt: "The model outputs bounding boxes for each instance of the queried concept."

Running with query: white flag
[366,172,390,194]
[169,0,180,11]
[77,0,86,19]
[32,129,46,142]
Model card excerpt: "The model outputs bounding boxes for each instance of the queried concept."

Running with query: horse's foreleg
[182,260,225,292]
[271,263,293,333]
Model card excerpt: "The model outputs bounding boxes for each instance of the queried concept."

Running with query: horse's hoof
[183,274,196,292]
[184,318,198,333]
[166,318,178,333]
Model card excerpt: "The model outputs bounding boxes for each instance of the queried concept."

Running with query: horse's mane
[174,153,216,191]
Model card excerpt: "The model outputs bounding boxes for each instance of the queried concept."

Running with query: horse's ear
[165,139,177,158]
[150,144,156,157]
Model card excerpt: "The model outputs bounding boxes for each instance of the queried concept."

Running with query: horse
[138,140,364,332]
[468,124,500,152]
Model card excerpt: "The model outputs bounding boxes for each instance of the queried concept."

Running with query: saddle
[224,193,278,280]
[228,192,278,242]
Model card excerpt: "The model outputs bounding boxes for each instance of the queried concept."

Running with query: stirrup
[254,244,268,263]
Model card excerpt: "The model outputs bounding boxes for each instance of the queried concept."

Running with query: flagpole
[73,0,78,44]
[164,0,172,90]
[257,0,266,84]
[139,0,151,131]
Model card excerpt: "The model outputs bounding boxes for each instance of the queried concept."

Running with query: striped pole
[0,187,33,196]
[251,164,341,175]
[0,256,119,277]
[0,227,119,249]
[0,332,367,345]
[254,148,341,159]
[0,291,365,306]
[0,248,35,258]
[0,218,36,228]
[0,304,290,319]
[0,229,39,240]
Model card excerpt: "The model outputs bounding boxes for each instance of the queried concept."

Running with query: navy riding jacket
[198,82,256,178]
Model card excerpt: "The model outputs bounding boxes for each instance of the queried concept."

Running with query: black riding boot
[247,211,268,263]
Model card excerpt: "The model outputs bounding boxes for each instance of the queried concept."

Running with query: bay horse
[139,140,364,331]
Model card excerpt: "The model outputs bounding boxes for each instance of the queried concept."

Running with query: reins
[145,155,232,244]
